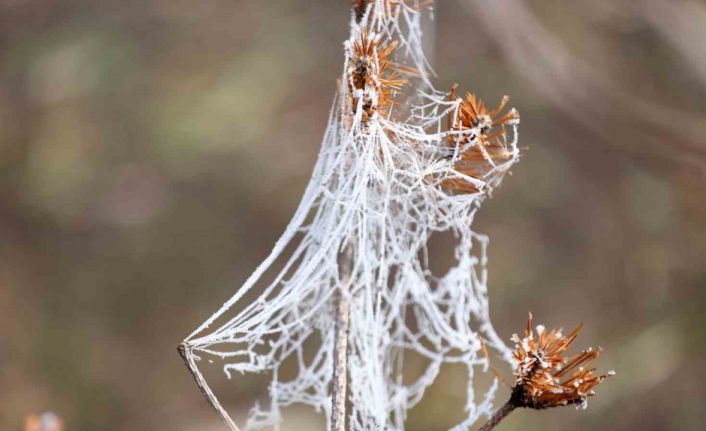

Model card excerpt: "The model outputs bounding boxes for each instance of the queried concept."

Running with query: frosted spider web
[180,2,520,430]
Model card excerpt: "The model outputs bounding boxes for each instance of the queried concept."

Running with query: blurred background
[1,0,705,430]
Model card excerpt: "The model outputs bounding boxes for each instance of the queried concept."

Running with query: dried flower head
[347,32,407,123]
[508,313,614,410]
[443,85,520,194]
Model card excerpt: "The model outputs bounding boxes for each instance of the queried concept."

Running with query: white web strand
[182,2,520,430]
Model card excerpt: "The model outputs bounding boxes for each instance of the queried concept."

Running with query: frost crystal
[180,1,521,430]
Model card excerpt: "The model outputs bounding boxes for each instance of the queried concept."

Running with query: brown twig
[478,402,516,431]
[177,343,241,431]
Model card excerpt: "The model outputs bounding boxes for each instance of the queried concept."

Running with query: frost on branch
[180,1,521,430]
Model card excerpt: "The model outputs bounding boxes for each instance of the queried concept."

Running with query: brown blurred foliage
[1,1,705,430]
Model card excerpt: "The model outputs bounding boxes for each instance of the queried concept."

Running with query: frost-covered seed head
[508,313,613,410]
[346,31,407,125]
[442,85,520,194]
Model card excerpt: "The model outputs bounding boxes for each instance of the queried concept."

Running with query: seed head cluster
[345,33,521,196]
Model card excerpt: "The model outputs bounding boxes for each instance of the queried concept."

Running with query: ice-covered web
[180,2,520,430]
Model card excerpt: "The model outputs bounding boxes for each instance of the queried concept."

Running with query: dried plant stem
[330,244,353,431]
[177,343,240,431]
[478,402,516,431]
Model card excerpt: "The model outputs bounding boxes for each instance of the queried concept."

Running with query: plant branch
[478,401,515,431]
[177,343,241,431]
[330,243,353,431]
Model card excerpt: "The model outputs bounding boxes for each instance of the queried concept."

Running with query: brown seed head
[442,85,520,194]
[347,32,408,123]
[509,313,614,410]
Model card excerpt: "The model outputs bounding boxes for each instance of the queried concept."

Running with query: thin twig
[478,402,516,431]
[177,343,241,431]
[330,243,353,431]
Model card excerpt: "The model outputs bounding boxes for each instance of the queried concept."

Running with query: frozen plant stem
[177,343,240,431]
[478,402,515,431]
[330,244,353,431]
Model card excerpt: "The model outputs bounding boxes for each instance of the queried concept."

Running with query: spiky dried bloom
[443,85,520,194]
[509,313,614,410]
[347,32,407,123]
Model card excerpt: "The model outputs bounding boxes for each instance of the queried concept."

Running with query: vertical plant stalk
[177,343,240,431]
[478,402,515,431]
[331,244,353,431]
